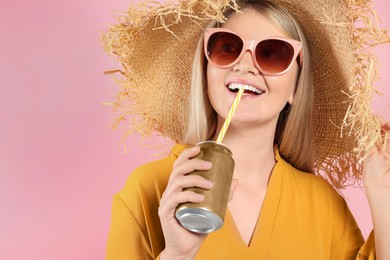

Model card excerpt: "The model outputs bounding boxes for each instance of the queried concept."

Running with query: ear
[287,92,294,105]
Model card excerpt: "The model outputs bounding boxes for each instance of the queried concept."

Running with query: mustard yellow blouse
[106,144,375,259]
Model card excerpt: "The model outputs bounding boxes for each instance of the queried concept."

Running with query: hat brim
[102,0,389,187]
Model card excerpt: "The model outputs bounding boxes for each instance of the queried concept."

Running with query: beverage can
[175,141,235,233]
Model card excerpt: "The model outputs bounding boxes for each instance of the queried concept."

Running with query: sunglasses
[204,28,303,76]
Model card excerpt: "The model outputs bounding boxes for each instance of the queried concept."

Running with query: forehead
[221,8,288,39]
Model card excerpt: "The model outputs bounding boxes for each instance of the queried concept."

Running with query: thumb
[228,179,238,202]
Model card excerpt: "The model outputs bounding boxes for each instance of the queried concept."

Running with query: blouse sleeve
[106,195,159,260]
[105,146,185,260]
[325,186,376,260]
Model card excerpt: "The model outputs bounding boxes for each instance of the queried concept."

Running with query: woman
[103,0,390,259]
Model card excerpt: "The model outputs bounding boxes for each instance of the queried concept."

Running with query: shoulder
[116,144,189,211]
[278,156,360,231]
[275,153,364,255]
[278,155,345,206]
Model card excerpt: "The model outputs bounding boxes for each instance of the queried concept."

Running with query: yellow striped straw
[216,87,245,143]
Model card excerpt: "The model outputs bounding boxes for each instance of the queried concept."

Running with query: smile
[228,83,264,95]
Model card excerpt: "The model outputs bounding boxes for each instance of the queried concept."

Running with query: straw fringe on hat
[102,0,389,188]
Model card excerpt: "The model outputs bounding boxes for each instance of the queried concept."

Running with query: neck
[212,122,277,184]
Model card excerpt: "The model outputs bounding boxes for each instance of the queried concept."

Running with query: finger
[170,158,212,181]
[173,146,201,167]
[228,179,238,202]
[384,121,390,140]
[380,120,390,130]
[172,175,214,191]
[380,121,390,155]
[173,190,205,205]
[159,191,205,217]
[174,158,212,176]
[380,120,390,140]
[164,174,214,195]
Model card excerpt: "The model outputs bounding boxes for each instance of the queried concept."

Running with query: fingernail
[202,161,212,167]
[203,179,214,188]
[195,193,205,200]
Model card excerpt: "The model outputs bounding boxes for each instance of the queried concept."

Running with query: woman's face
[207,8,299,130]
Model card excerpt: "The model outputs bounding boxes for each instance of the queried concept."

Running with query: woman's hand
[158,146,238,260]
[363,121,390,199]
[363,121,390,260]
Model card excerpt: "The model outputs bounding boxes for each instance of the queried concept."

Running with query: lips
[227,83,264,95]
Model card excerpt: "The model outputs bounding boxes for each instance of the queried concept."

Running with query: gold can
[175,141,235,234]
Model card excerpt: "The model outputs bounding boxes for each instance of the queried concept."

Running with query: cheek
[265,67,298,104]
[287,74,298,95]
[206,65,218,109]
[287,65,300,99]
[206,65,224,100]
[206,64,231,116]
[280,65,299,97]
[206,64,220,86]
[206,65,214,98]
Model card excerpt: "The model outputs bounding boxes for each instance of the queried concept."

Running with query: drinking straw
[216,87,245,143]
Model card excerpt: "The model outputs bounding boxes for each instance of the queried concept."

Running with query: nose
[232,50,260,75]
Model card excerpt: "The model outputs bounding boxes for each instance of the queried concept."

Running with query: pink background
[0,0,388,259]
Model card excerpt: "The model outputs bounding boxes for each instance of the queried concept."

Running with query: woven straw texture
[102,0,389,187]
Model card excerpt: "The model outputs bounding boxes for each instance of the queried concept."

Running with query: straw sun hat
[102,0,388,187]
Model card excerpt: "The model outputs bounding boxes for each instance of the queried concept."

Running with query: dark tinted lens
[256,39,295,74]
[207,32,243,66]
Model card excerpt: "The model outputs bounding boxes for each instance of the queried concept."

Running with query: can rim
[175,206,223,234]
[196,140,232,155]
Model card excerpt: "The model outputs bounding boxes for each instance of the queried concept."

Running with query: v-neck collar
[221,149,284,257]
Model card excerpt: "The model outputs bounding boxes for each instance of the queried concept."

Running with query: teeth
[228,83,263,94]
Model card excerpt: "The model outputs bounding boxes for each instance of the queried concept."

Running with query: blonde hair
[184,0,314,173]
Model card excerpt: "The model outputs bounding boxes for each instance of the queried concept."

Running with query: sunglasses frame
[203,28,303,76]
